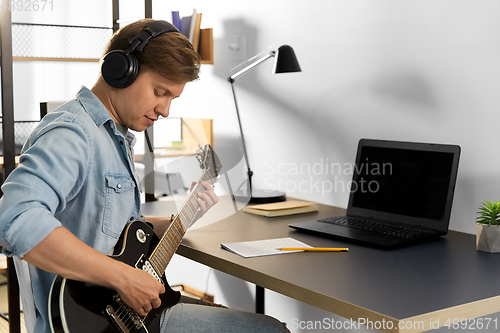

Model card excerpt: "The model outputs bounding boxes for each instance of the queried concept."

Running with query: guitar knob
[136,229,147,243]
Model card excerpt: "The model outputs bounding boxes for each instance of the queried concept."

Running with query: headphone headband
[102,20,179,88]
[127,20,179,54]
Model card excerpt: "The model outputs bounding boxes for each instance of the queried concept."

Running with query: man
[0,19,288,332]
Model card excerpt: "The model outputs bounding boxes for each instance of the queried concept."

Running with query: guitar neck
[148,171,212,274]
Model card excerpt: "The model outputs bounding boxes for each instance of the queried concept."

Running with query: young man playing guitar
[0,19,289,333]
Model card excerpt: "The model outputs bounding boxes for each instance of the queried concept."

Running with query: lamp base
[233,189,286,204]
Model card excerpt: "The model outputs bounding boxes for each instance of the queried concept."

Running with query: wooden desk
[143,200,500,333]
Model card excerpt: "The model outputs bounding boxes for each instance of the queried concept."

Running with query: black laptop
[289,139,461,248]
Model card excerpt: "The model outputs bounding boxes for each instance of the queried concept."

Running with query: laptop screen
[347,139,460,231]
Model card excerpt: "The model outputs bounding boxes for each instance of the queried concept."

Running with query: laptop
[289,139,461,248]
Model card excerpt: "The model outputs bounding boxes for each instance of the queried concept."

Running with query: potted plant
[476,201,500,253]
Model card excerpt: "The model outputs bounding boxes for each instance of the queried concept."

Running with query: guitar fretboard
[149,171,212,274]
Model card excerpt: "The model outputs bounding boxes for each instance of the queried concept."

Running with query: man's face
[109,71,186,132]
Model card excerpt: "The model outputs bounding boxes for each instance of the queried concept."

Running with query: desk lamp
[228,45,301,203]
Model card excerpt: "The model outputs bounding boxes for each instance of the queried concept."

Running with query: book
[171,11,181,31]
[221,237,312,258]
[181,16,191,38]
[188,9,198,44]
[191,13,202,52]
[242,200,318,217]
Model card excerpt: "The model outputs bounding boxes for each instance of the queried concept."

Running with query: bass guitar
[49,144,222,333]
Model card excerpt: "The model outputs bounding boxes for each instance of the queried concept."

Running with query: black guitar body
[49,221,181,333]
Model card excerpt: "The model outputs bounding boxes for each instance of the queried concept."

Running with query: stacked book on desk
[243,200,318,217]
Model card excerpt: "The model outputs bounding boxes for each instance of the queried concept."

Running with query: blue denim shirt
[0,86,142,333]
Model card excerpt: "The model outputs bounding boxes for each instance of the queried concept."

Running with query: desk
[143,199,500,332]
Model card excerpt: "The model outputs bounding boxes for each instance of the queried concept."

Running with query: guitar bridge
[106,305,131,333]
[106,295,143,331]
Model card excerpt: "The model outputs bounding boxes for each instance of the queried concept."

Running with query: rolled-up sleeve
[0,113,91,257]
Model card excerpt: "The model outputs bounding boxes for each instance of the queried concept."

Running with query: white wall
[10,1,500,332]
[153,2,500,331]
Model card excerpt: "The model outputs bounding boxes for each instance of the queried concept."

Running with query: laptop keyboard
[318,216,433,239]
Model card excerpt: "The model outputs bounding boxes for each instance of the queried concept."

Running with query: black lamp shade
[274,45,302,74]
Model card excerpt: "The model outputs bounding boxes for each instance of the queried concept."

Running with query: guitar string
[120,303,137,330]
[116,301,137,328]
[116,304,130,323]
[115,299,147,331]
[115,304,129,326]
[157,241,171,266]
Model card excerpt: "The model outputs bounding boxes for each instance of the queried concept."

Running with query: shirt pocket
[102,174,136,239]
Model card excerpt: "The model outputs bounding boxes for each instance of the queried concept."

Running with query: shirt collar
[76,86,137,148]
[76,86,113,128]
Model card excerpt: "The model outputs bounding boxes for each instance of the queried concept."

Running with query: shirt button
[130,217,134,221]
[117,184,122,189]
[120,141,124,145]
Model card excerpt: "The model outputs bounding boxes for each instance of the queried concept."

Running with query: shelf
[11,23,111,62]
[199,28,214,65]
[13,57,100,62]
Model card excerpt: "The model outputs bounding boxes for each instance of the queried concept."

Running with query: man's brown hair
[102,19,201,83]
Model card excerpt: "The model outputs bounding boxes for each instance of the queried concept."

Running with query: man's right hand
[114,265,166,317]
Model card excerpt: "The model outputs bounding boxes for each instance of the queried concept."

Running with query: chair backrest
[13,256,35,333]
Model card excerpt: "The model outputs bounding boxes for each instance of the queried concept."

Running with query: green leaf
[476,201,500,225]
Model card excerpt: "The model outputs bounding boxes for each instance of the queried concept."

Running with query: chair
[13,256,35,333]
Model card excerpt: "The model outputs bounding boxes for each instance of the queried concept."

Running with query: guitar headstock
[196,144,222,185]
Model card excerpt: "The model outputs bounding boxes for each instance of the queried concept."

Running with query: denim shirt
[0,86,142,333]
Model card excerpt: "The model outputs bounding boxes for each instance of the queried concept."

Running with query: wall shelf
[12,22,111,62]
[13,57,100,62]
[199,28,214,65]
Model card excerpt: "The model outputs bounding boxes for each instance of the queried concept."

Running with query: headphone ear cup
[101,50,139,89]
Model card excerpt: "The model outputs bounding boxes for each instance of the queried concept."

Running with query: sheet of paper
[221,237,312,258]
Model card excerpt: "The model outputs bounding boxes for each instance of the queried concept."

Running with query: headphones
[101,20,179,89]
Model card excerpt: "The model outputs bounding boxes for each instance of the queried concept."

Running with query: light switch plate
[228,34,246,61]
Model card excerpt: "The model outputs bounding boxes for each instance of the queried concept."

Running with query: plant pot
[476,223,500,253]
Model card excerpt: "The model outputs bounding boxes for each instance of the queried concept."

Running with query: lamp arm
[230,81,253,192]
[228,50,276,82]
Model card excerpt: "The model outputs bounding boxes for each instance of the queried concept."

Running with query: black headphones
[101,20,179,89]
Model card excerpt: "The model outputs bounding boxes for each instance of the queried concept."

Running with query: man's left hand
[191,180,219,221]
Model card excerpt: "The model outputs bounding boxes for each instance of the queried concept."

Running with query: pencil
[277,247,349,252]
